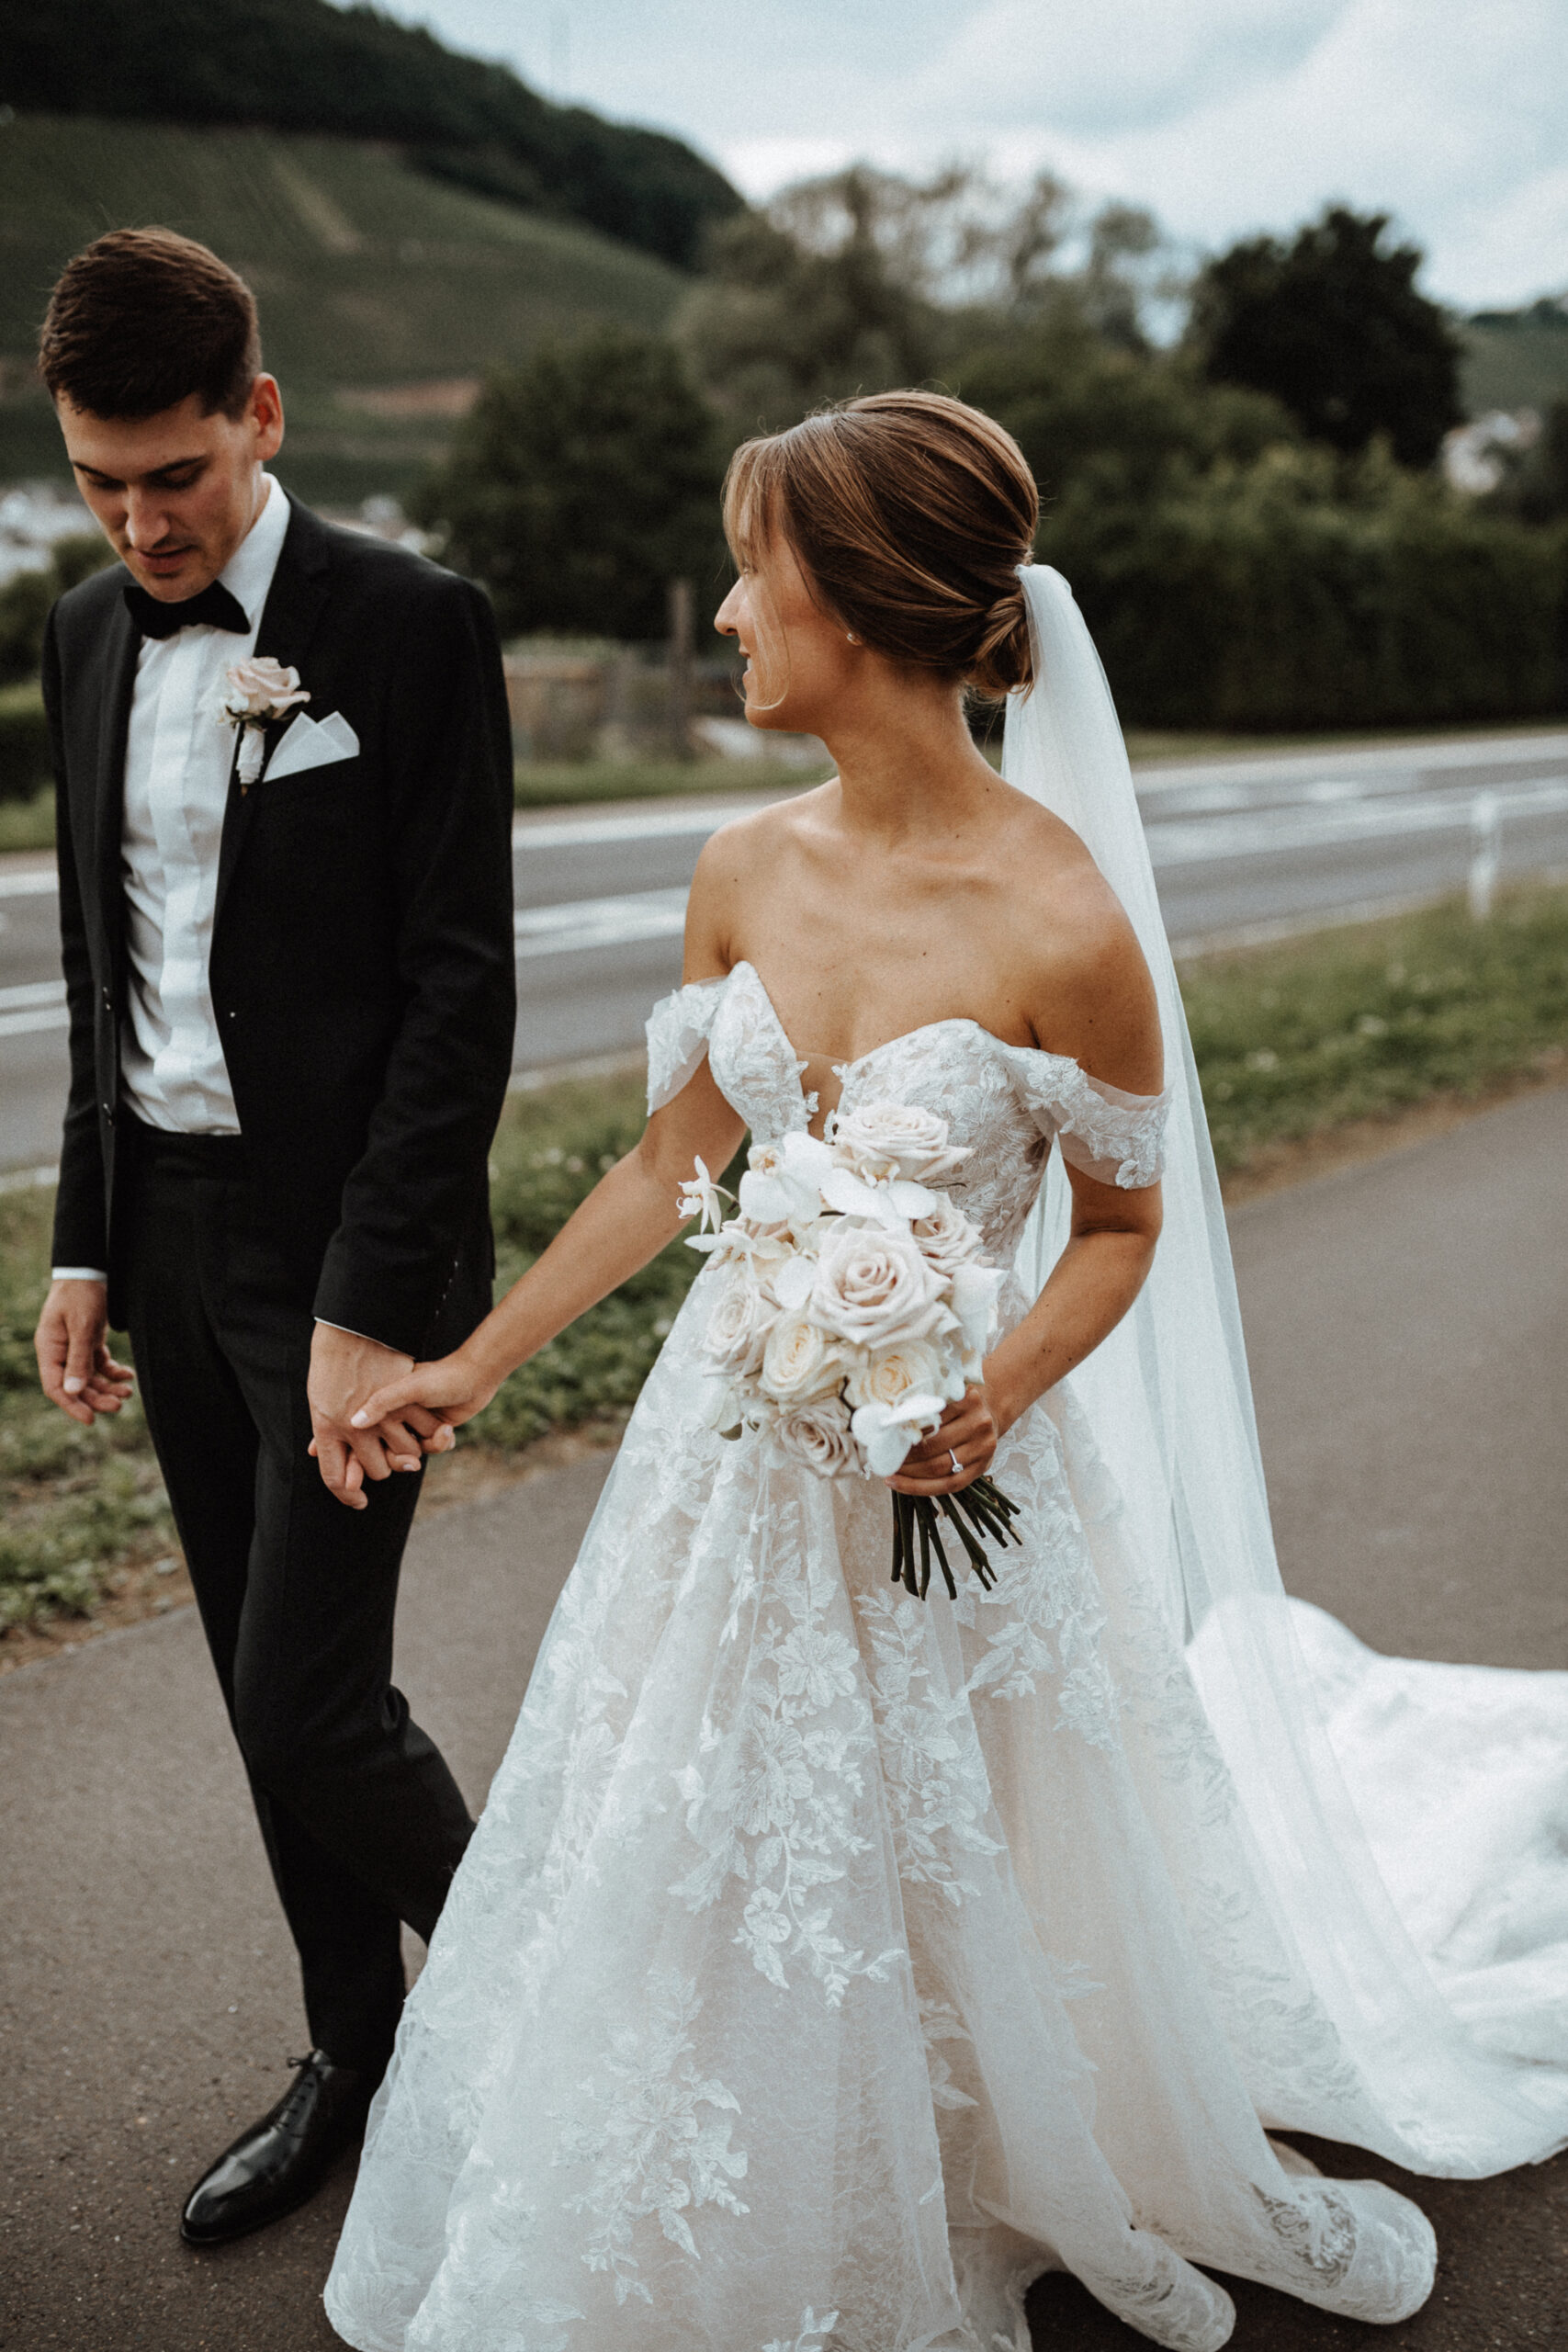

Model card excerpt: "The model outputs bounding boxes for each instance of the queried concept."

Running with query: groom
[31,232,516,2242]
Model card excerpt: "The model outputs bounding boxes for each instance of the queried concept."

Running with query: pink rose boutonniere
[217,657,310,783]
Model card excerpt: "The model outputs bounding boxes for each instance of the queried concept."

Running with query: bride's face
[715,531,861,734]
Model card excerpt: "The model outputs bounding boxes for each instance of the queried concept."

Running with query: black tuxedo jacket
[42,498,516,1356]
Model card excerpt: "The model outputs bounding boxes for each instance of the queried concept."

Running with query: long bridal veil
[1004,565,1567,2174]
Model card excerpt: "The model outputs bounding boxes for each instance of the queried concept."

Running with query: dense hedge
[0,534,114,690]
[1039,448,1568,730]
[0,685,50,806]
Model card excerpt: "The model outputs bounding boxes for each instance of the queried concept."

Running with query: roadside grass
[3,880,1565,1640]
[0,786,52,854]
[513,755,829,809]
[1185,887,1568,1172]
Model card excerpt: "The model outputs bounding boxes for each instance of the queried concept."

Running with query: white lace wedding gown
[325,961,1568,2352]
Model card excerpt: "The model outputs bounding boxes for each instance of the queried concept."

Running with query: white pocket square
[265,710,360,781]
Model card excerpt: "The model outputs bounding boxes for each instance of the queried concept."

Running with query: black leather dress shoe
[180,2050,380,2245]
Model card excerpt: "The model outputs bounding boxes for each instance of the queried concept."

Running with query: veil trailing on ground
[1004,564,1566,2171]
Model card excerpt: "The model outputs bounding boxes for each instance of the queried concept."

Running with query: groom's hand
[307,1324,418,1509]
[35,1279,135,1425]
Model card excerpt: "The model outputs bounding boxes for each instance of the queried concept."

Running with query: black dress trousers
[120,1120,474,2071]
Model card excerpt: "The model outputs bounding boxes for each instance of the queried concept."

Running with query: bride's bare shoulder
[998,791,1164,1091]
[702,782,836,865]
[682,785,835,973]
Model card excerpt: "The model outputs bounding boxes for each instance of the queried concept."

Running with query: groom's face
[56,376,286,602]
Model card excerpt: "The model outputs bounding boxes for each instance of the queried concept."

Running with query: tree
[676,172,942,435]
[954,300,1294,512]
[1190,207,1463,468]
[412,331,727,640]
[679,164,1184,435]
[0,534,114,688]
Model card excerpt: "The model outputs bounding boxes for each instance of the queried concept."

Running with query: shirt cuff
[52,1267,108,1283]
[313,1317,380,1344]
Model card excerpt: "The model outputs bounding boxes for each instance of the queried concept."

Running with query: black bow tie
[123,579,250,640]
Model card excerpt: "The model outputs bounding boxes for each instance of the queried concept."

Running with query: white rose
[219,656,310,722]
[773,1394,858,1478]
[829,1102,970,1183]
[809,1222,947,1350]
[845,1336,963,1413]
[702,1262,774,1376]
[909,1196,984,1276]
[759,1311,847,1406]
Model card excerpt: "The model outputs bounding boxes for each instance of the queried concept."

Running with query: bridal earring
[846,631,861,644]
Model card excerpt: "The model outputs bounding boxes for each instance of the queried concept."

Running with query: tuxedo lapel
[92,591,139,979]
[214,502,333,929]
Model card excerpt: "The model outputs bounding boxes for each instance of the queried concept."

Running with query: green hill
[0,115,686,504]
[4,0,740,270]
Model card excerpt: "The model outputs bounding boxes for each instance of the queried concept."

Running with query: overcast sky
[373,0,1566,310]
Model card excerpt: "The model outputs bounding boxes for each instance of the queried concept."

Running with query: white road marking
[512,799,775,851]
[513,888,689,956]
[0,978,68,1036]
[1145,776,1568,867]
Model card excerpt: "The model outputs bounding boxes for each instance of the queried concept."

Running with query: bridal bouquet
[681,1103,1021,1600]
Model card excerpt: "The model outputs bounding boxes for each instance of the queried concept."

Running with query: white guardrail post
[1468,790,1501,922]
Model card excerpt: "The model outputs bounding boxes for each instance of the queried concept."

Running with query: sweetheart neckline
[722,959,1074,1088]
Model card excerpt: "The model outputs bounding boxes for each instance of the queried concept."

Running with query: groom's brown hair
[39,229,262,422]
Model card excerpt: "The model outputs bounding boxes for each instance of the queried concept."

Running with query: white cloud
[377,0,1568,305]
[898,0,1348,138]
[1018,0,1568,304]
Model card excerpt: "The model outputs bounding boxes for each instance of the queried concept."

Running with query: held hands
[35,1279,136,1425]
[307,1324,458,1510]
[348,1348,502,1455]
[886,1376,1007,1498]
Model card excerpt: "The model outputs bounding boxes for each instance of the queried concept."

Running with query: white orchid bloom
[698,1374,743,1433]
[738,1130,837,1225]
[949,1261,1004,1359]
[677,1156,729,1233]
[819,1162,934,1231]
[851,1391,948,1479]
[771,1253,818,1311]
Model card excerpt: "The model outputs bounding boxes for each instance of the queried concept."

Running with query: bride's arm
[352,1055,746,1453]
[352,855,745,1474]
[893,870,1166,1497]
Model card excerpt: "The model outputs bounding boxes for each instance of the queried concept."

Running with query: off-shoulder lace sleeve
[646,976,728,1114]
[1008,1048,1169,1188]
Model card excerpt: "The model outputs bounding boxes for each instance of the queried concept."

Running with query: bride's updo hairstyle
[723,389,1039,698]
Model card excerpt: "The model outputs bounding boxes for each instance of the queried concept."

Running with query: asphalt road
[2,1085,1564,2352]
[5,729,1568,1172]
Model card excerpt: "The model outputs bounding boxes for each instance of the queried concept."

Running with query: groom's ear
[244,375,286,467]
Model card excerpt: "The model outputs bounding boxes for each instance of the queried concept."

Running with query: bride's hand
[350,1347,501,1450]
[887,1381,1001,1496]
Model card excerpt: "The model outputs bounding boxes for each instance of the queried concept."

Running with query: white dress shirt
[120,475,291,1133]
[52,478,290,1283]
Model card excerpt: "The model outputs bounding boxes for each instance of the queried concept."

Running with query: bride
[323,391,1566,2352]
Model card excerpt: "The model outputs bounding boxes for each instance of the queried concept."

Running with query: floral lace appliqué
[558,1971,750,2306]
